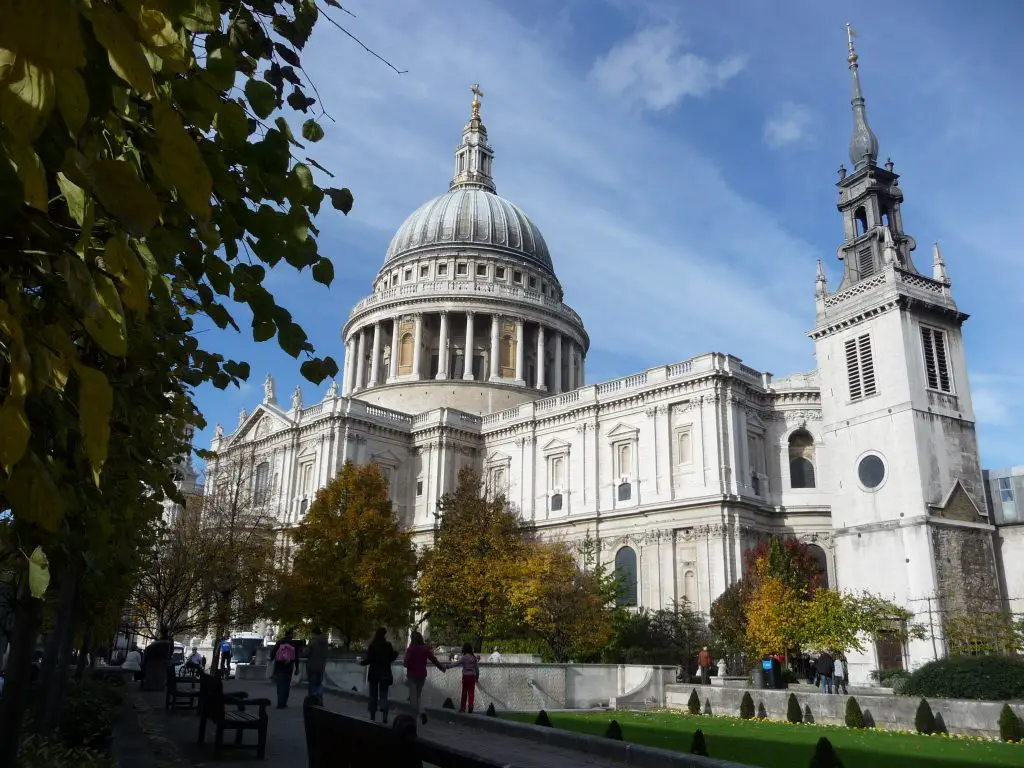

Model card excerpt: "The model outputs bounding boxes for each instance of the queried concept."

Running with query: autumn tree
[709,580,749,660]
[745,537,823,596]
[269,462,416,649]
[744,576,805,658]
[419,468,531,652]
[604,600,709,667]
[510,540,614,662]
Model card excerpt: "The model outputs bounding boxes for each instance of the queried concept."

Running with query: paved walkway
[128,681,638,767]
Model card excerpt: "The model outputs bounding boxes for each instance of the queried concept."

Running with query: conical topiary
[442,697,455,709]
[787,693,803,723]
[690,728,709,756]
[604,720,623,740]
[808,736,843,768]
[739,691,755,720]
[535,709,552,727]
[704,697,712,716]
[998,703,1022,743]
[485,703,497,717]
[914,699,935,734]
[687,689,701,715]
[844,696,864,729]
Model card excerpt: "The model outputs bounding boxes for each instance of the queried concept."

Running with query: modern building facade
[204,42,1016,682]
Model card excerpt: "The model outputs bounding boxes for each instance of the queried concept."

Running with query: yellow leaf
[103,233,149,316]
[0,0,84,69]
[89,2,156,97]
[5,450,63,531]
[0,396,30,473]
[28,547,51,599]
[56,171,86,225]
[153,100,212,219]
[4,139,47,211]
[0,55,55,144]
[73,362,113,486]
[83,272,128,357]
[88,158,160,235]
[54,66,89,135]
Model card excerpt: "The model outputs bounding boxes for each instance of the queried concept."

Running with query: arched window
[398,332,414,374]
[854,206,868,236]
[549,493,562,512]
[806,543,829,589]
[788,429,817,489]
[614,547,638,606]
[254,461,270,504]
[499,333,515,377]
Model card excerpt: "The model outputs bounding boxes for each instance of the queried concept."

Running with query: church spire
[450,83,496,193]
[846,23,879,170]
[932,242,950,285]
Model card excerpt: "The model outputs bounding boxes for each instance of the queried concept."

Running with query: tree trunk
[74,631,92,680]
[31,574,78,733]
[0,583,44,768]
[47,592,84,731]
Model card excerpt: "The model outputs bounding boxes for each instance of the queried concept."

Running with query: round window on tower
[857,453,887,491]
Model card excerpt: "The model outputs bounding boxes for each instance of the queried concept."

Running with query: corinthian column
[368,322,382,386]
[536,325,546,390]
[463,312,475,381]
[489,314,501,380]
[514,318,525,385]
[412,313,423,380]
[341,339,353,396]
[553,332,563,394]
[436,311,449,380]
[388,319,399,381]
[354,329,367,392]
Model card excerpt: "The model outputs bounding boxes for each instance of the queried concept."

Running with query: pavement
[123,680,648,768]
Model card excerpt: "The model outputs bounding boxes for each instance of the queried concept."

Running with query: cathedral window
[416,479,423,496]
[456,262,468,276]
[437,262,448,276]
[398,332,414,374]
[499,333,515,376]
[299,498,308,517]
[476,263,487,277]
[854,206,868,236]
[788,430,816,489]
[420,265,429,278]
[844,333,877,401]
[529,276,537,288]
[253,461,270,504]
[489,468,507,496]
[920,326,952,393]
[614,547,638,607]
[616,442,632,477]
[549,493,563,512]
[549,455,565,489]
[675,428,693,466]
[404,268,412,282]
[617,482,632,501]
[857,453,886,491]
[513,270,522,284]
[299,462,314,498]
[496,266,506,279]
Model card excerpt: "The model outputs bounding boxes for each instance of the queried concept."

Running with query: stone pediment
[371,449,402,467]
[540,438,570,454]
[229,404,292,445]
[605,422,639,440]
[929,479,985,523]
[485,450,511,466]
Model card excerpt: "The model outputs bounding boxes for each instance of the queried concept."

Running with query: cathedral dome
[383,188,554,274]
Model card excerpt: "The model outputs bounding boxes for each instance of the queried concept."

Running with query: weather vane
[845,22,859,64]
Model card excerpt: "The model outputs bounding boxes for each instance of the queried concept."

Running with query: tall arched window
[788,429,817,489]
[614,546,638,607]
[854,206,868,236]
[254,461,270,503]
[398,332,414,374]
[806,543,829,589]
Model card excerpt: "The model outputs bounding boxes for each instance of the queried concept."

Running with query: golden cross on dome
[470,83,484,119]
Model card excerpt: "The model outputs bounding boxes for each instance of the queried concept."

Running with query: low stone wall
[664,684,1024,739]
[324,661,674,711]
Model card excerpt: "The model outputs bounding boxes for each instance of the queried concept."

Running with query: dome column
[463,312,476,381]
[354,329,367,392]
[553,332,563,394]
[514,319,525,385]
[536,325,546,391]
[368,321,382,387]
[412,313,424,380]
[388,319,400,382]
[341,339,353,396]
[436,311,450,380]
[489,314,501,381]
[568,340,577,390]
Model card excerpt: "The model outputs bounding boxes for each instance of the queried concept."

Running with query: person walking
[448,643,480,713]
[834,652,849,694]
[218,637,232,678]
[697,646,712,685]
[815,649,835,695]
[359,628,398,722]
[270,629,299,709]
[305,628,329,704]
[403,631,446,725]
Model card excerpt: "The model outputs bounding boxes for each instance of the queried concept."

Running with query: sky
[190,0,1024,471]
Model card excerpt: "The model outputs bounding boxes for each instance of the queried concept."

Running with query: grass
[502,710,1023,767]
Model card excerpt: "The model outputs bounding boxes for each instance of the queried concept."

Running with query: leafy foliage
[914,699,935,734]
[944,610,1024,656]
[16,734,116,768]
[787,693,803,724]
[603,600,708,666]
[998,703,1022,743]
[902,655,1024,701]
[745,537,823,597]
[844,697,864,729]
[801,589,921,655]
[269,462,416,649]
[739,691,755,720]
[709,580,749,658]
[744,577,805,658]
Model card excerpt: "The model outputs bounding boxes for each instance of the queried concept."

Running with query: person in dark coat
[270,629,299,708]
[815,650,835,694]
[360,627,398,722]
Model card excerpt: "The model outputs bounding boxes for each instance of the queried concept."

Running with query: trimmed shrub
[604,720,623,740]
[17,734,116,768]
[687,689,701,715]
[902,655,1024,701]
[998,703,1022,743]
[914,699,935,734]
[739,692,755,720]
[442,697,455,709]
[690,728,709,757]
[787,693,803,724]
[535,710,552,727]
[808,737,843,768]
[703,697,712,716]
[58,677,124,751]
[844,697,864,729]
[485,703,497,717]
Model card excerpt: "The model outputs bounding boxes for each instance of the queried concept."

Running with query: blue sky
[191,0,1024,470]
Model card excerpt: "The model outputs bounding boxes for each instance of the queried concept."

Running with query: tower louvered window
[858,246,875,279]
[844,334,877,401]
[921,326,952,393]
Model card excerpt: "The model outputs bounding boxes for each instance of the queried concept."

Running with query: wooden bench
[165,665,200,711]
[197,673,269,759]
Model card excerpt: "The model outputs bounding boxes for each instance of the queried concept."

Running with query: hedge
[903,656,1024,701]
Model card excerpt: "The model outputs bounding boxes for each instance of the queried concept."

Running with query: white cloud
[763,102,815,148]
[970,373,1018,427]
[589,25,746,111]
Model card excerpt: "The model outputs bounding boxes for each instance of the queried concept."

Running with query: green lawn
[503,710,1023,768]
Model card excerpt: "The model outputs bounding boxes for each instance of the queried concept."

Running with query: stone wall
[664,684,1024,739]
[931,523,1003,620]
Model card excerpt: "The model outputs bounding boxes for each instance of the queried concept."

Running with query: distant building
[983,467,1024,605]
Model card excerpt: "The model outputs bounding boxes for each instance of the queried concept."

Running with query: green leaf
[244,79,276,119]
[0,395,30,473]
[5,450,63,532]
[311,257,334,286]
[153,100,213,220]
[83,272,128,357]
[5,139,47,211]
[178,0,221,33]
[273,42,301,67]
[301,119,324,143]
[73,362,113,486]
[28,547,50,599]
[204,45,237,92]
[252,319,275,343]
[90,2,156,96]
[57,171,85,224]
[54,66,89,135]
[105,234,149,316]
[300,356,338,385]
[325,187,354,214]
[0,53,56,144]
[88,158,161,236]
[215,100,250,146]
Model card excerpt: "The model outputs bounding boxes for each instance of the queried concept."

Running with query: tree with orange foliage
[744,576,805,658]
[271,462,416,649]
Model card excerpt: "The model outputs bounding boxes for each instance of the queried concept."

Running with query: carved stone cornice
[766,409,823,423]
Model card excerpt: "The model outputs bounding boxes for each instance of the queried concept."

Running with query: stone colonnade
[342,311,584,396]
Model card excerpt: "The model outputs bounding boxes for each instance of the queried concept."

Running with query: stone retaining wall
[665,684,1024,739]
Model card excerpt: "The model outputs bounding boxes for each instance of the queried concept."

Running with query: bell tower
[811,25,1001,676]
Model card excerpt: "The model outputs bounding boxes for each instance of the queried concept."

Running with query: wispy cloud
[763,102,815,148]
[589,25,746,111]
